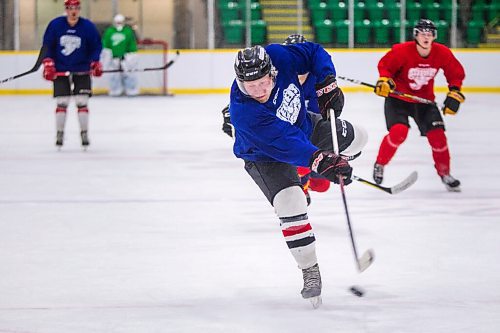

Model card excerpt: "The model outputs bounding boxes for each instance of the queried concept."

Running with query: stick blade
[358,249,375,272]
[390,171,418,194]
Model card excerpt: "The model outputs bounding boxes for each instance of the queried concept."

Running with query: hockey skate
[56,131,64,149]
[80,131,90,150]
[301,263,322,309]
[373,163,384,184]
[441,174,461,192]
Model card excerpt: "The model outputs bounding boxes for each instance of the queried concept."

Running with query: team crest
[276,84,301,124]
[60,35,82,56]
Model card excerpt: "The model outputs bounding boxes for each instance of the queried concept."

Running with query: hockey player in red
[372,19,465,192]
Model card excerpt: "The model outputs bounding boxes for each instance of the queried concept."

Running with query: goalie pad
[122,52,139,71]
[100,48,113,69]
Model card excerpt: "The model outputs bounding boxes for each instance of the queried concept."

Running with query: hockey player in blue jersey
[42,0,103,149]
[223,34,367,204]
[229,42,361,308]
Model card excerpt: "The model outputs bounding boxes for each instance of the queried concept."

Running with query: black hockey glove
[309,150,352,185]
[221,105,235,138]
[315,74,344,120]
[442,87,465,116]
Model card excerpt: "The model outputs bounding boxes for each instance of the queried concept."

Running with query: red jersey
[378,41,465,103]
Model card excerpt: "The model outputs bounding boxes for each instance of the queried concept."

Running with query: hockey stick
[337,75,437,105]
[352,171,418,195]
[0,46,47,84]
[55,50,181,76]
[331,113,375,272]
[102,50,180,73]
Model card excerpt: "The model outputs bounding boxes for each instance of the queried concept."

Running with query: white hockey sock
[78,107,89,132]
[274,186,317,269]
[55,108,67,132]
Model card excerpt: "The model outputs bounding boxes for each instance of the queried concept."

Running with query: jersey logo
[60,35,82,56]
[111,32,126,46]
[408,66,438,90]
[276,84,301,124]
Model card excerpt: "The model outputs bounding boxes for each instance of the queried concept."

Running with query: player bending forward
[228,42,364,308]
[42,0,103,149]
[372,19,465,192]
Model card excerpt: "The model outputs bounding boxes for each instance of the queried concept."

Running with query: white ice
[1,93,499,333]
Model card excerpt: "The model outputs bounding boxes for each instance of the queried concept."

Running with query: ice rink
[1,92,499,333]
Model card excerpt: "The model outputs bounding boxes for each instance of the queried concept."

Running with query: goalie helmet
[283,34,307,45]
[234,46,273,82]
[64,0,81,7]
[413,19,437,38]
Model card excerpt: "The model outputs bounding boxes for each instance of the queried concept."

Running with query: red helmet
[64,0,81,7]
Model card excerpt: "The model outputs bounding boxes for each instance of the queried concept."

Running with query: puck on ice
[349,286,364,297]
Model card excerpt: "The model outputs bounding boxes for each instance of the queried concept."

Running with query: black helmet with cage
[283,34,307,45]
[413,19,437,38]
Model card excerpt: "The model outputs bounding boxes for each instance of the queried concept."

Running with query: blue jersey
[229,42,336,167]
[302,73,321,114]
[43,16,102,72]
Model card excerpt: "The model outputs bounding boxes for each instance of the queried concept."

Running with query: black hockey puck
[349,286,365,297]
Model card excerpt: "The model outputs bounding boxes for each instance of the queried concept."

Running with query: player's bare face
[65,6,81,26]
[243,75,273,103]
[415,31,435,50]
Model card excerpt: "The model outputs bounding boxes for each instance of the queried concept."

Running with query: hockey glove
[309,150,352,185]
[442,87,465,116]
[221,105,235,138]
[90,61,103,77]
[42,58,57,81]
[315,74,344,120]
[374,77,396,97]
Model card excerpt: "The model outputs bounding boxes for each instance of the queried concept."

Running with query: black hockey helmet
[413,19,437,38]
[283,34,307,45]
[234,46,273,82]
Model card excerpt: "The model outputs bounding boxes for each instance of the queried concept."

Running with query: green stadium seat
[355,19,372,44]
[327,0,340,6]
[386,2,402,22]
[424,3,441,23]
[354,2,367,20]
[466,19,484,45]
[315,19,335,44]
[222,19,244,44]
[219,2,241,24]
[331,2,348,21]
[367,2,385,21]
[471,4,486,22]
[406,3,422,23]
[486,4,500,22]
[308,0,324,8]
[335,19,350,44]
[373,19,391,45]
[310,2,329,25]
[435,20,449,45]
[251,20,267,44]
[391,19,410,44]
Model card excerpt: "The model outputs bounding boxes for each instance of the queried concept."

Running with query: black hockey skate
[373,163,384,184]
[441,175,461,192]
[80,130,90,149]
[301,263,322,308]
[56,131,64,148]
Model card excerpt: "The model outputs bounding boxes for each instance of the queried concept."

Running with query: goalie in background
[101,14,139,96]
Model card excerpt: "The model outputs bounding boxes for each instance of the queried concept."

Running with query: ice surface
[1,93,499,332]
